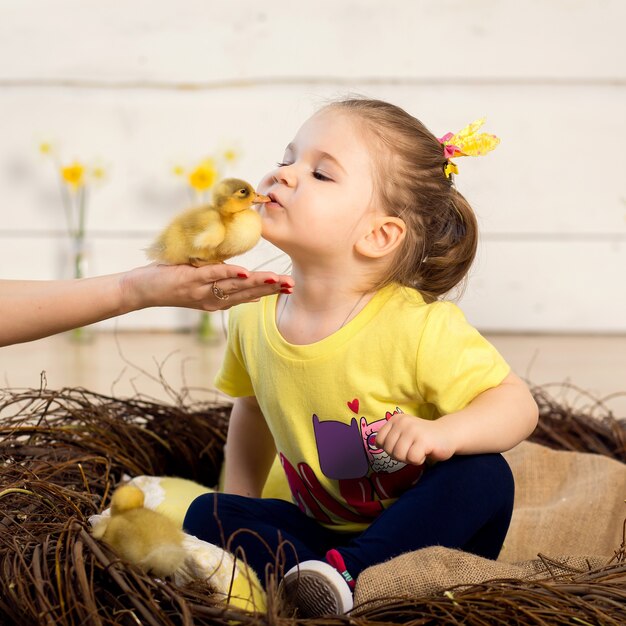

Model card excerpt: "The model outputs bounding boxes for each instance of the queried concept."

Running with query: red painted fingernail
[264,278,277,284]
[237,273,248,278]
[280,282,292,288]
[280,288,292,294]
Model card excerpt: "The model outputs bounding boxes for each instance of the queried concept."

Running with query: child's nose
[272,164,296,187]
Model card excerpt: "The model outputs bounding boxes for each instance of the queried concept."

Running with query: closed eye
[313,170,332,182]
[275,162,333,182]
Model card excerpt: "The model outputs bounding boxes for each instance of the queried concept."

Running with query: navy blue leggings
[183,453,514,584]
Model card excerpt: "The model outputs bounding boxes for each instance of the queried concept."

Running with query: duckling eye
[238,188,249,197]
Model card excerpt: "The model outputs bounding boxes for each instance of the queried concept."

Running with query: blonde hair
[325,98,478,302]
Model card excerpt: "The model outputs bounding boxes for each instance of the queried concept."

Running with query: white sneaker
[282,559,354,617]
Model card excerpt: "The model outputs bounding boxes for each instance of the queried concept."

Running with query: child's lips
[266,192,283,208]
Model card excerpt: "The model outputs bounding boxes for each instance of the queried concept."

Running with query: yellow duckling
[91,484,186,578]
[147,178,270,265]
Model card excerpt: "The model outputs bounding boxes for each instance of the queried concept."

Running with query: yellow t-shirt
[215,283,510,532]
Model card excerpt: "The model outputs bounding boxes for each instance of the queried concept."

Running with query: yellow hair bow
[438,118,500,178]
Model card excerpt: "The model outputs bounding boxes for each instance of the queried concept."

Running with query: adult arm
[0,263,293,347]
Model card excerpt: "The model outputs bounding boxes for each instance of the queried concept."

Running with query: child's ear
[355,216,406,259]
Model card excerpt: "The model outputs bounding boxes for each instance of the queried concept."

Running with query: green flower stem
[198,312,215,342]
[77,185,87,241]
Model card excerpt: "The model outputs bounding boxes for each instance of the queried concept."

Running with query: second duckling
[91,484,186,578]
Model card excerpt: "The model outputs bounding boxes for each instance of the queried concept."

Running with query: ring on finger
[211,281,229,301]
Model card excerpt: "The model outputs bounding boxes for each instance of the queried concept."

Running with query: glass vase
[69,237,93,343]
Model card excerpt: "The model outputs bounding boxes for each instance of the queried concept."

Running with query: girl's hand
[119,262,294,312]
[375,413,456,466]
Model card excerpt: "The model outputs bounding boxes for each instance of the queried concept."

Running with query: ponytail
[414,188,478,302]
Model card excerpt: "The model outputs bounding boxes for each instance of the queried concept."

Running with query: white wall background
[1,0,624,332]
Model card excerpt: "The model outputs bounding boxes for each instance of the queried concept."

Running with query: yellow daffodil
[188,158,218,192]
[61,161,85,189]
[223,148,239,163]
[39,144,107,296]
[91,166,106,180]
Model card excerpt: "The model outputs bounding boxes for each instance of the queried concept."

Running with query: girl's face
[258,109,379,263]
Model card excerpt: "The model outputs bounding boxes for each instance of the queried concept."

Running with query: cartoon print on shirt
[280,400,424,524]
[360,408,406,474]
[313,414,369,479]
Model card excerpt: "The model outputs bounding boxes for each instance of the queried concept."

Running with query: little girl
[183,98,539,617]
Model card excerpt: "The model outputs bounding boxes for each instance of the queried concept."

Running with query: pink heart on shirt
[347,398,359,414]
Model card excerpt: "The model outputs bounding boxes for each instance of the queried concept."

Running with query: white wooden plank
[0,1,623,82]
[459,238,626,332]
[1,84,624,235]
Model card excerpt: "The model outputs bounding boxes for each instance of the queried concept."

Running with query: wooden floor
[2,331,625,417]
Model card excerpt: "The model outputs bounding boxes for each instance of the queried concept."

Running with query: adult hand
[120,262,294,312]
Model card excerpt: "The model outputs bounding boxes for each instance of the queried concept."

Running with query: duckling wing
[192,212,226,249]
[215,210,262,259]
[139,543,187,578]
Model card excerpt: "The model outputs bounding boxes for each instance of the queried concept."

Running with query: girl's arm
[222,395,276,498]
[376,372,538,466]
[0,263,293,347]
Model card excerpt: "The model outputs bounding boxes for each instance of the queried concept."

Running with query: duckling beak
[253,193,270,204]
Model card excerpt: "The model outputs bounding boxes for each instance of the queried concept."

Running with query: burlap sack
[500,441,625,562]
[355,441,624,603]
[354,547,608,607]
